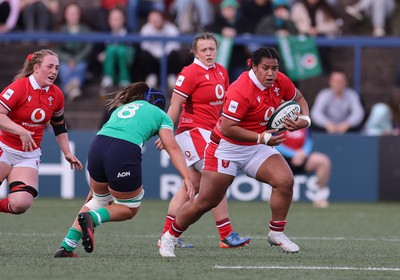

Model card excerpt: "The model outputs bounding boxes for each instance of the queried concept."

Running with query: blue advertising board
[0,131,381,202]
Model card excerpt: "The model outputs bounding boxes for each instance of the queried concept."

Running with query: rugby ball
[266,101,301,132]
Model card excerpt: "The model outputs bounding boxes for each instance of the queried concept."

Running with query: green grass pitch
[1,199,399,280]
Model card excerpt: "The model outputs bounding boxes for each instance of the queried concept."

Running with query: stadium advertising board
[0,131,382,202]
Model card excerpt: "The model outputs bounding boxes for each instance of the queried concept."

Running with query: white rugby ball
[267,101,301,132]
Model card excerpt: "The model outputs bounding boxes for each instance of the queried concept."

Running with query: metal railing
[1,32,400,93]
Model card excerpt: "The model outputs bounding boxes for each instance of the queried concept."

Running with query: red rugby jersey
[0,76,64,151]
[173,59,229,133]
[215,70,296,145]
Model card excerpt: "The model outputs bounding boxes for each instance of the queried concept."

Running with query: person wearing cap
[205,0,252,81]
[255,0,298,36]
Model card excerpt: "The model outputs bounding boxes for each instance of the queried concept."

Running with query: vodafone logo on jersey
[31,108,46,123]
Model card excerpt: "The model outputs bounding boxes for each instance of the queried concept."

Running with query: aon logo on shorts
[117,171,131,178]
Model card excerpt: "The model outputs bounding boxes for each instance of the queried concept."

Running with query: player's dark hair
[190,31,218,53]
[249,47,281,68]
[14,49,58,81]
[105,82,166,111]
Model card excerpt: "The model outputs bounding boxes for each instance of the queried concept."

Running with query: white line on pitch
[215,265,400,272]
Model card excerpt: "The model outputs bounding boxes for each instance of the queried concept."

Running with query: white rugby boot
[159,231,178,257]
[267,232,300,253]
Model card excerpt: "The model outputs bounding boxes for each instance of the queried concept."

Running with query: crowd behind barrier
[1,32,400,95]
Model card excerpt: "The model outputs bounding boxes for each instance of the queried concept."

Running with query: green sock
[89,208,111,227]
[61,227,82,252]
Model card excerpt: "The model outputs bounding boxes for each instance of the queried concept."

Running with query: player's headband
[145,87,166,111]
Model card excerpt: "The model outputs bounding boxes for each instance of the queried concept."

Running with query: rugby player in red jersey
[157,32,250,249]
[0,49,83,215]
[160,47,311,257]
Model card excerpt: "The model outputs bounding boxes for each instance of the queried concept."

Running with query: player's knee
[114,189,145,215]
[8,181,37,214]
[85,192,114,210]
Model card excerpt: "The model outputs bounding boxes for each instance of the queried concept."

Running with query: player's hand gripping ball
[266,101,301,132]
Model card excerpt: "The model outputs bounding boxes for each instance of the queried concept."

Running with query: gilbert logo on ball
[267,101,301,132]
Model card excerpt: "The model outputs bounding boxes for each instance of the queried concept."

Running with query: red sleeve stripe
[0,100,11,111]
[173,89,188,99]
[222,112,241,122]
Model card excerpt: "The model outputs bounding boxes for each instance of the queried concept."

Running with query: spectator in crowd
[126,0,165,32]
[205,0,251,81]
[171,0,214,33]
[276,128,331,208]
[240,0,273,33]
[85,0,127,32]
[291,0,342,73]
[99,7,135,92]
[362,90,400,136]
[55,1,93,102]
[0,0,20,33]
[255,0,298,37]
[19,0,59,32]
[310,70,365,134]
[345,0,395,37]
[137,9,181,89]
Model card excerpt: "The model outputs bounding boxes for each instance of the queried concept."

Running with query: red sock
[162,215,175,234]
[0,198,12,213]
[216,218,232,240]
[169,219,187,238]
[269,220,286,232]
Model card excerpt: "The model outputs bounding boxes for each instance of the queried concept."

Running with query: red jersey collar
[193,58,216,70]
[248,69,268,91]
[29,75,50,92]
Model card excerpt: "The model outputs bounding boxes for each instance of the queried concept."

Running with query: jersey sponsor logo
[2,88,14,100]
[215,84,224,99]
[257,96,261,103]
[176,75,185,87]
[31,108,46,123]
[259,107,275,126]
[205,74,210,80]
[117,171,131,178]
[228,100,238,113]
[28,96,32,102]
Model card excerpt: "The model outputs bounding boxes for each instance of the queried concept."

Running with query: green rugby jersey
[98,100,173,147]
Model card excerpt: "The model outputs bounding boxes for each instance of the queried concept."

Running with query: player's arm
[220,116,284,146]
[159,128,195,199]
[167,92,186,124]
[51,111,83,171]
[0,103,36,151]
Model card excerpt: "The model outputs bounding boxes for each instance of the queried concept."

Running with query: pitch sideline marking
[215,265,400,272]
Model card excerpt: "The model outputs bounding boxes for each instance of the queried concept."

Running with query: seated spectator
[255,0,298,37]
[276,128,331,208]
[136,9,181,89]
[55,1,93,102]
[20,0,59,32]
[240,0,273,33]
[85,0,127,32]
[0,0,20,33]
[99,7,135,91]
[310,70,365,134]
[291,0,342,73]
[345,0,396,37]
[126,0,165,32]
[170,0,214,33]
[362,90,400,136]
[205,0,251,81]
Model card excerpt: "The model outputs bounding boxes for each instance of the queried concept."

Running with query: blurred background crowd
[0,0,400,134]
